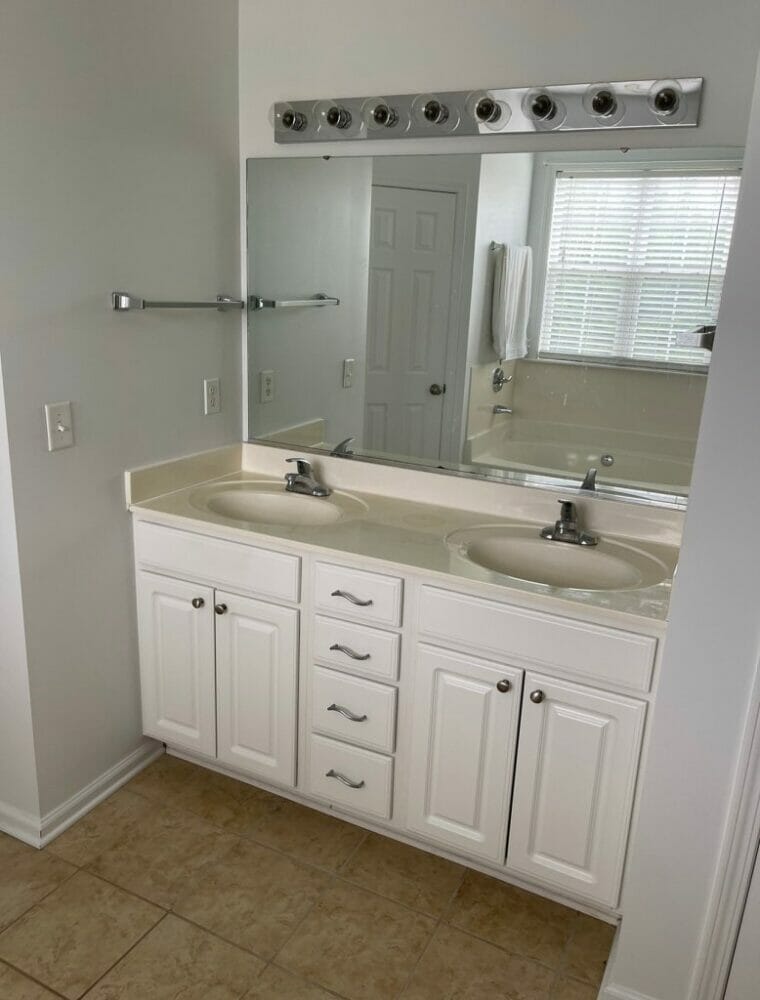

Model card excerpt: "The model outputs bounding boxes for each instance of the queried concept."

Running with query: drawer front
[311,667,397,753]
[314,562,403,628]
[313,616,400,682]
[307,734,393,820]
[418,586,657,693]
[134,520,300,604]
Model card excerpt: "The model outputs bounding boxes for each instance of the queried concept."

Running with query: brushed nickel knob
[496,679,511,693]
[191,597,205,609]
[530,689,545,704]
[214,603,228,615]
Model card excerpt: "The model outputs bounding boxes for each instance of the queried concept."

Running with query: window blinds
[538,168,741,367]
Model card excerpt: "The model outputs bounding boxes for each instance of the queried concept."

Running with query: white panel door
[406,644,523,862]
[136,571,216,756]
[215,591,298,787]
[365,185,457,460]
[508,673,646,907]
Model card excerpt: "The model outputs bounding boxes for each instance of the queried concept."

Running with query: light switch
[44,401,74,451]
[343,358,355,389]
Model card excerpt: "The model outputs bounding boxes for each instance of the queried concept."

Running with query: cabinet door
[508,673,646,908]
[136,571,216,756]
[406,644,522,862]
[215,591,298,787]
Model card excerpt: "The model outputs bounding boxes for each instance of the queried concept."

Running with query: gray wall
[0,0,242,818]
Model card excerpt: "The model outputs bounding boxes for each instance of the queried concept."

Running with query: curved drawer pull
[325,768,365,789]
[329,642,371,661]
[327,703,368,723]
[331,589,374,607]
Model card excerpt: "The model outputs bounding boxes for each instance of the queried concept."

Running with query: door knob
[429,383,446,396]
[191,597,205,609]
[214,603,228,615]
[529,690,545,704]
[496,679,511,693]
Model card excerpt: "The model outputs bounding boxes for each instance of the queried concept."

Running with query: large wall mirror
[246,147,742,501]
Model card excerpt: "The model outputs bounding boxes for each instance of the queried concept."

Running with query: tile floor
[0,754,615,999]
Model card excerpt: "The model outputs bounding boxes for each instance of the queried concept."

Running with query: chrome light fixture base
[272,78,702,143]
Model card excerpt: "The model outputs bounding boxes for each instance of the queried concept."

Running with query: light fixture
[271,78,702,143]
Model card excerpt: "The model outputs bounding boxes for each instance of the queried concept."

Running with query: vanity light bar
[273,78,702,143]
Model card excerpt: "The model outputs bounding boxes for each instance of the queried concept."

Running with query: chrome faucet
[541,500,599,546]
[580,467,597,491]
[284,458,331,497]
[330,436,355,457]
[492,405,513,415]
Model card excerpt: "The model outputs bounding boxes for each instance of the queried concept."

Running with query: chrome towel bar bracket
[111,291,244,312]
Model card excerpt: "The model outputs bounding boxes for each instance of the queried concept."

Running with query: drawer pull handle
[329,643,371,661]
[326,768,365,789]
[331,589,374,607]
[191,597,205,609]
[327,703,368,723]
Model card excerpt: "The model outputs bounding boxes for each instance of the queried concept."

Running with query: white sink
[189,480,367,527]
[446,523,674,592]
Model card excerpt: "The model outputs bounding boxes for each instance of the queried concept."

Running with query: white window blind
[538,168,741,367]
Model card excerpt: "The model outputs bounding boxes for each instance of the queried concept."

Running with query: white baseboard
[0,800,43,848]
[0,741,164,849]
[602,985,662,1000]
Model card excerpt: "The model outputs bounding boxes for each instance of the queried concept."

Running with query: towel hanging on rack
[490,244,532,361]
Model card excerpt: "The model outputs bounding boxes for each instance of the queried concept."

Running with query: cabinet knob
[191,597,205,609]
[529,689,545,704]
[496,679,511,693]
[214,603,228,615]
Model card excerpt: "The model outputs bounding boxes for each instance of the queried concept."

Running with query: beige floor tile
[561,915,616,986]
[86,800,238,908]
[552,977,599,1000]
[0,962,61,1000]
[447,872,577,969]
[126,754,281,831]
[243,965,340,999]
[84,914,265,999]
[0,833,76,931]
[277,881,436,1000]
[400,924,555,1000]
[244,798,366,871]
[340,832,465,916]
[45,789,154,868]
[173,837,330,959]
[0,870,162,999]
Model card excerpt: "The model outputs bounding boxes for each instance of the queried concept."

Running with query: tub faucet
[541,500,599,546]
[580,467,597,491]
[284,458,331,497]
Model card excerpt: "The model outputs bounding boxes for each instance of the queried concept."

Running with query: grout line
[76,910,169,998]
[0,957,69,999]
[0,863,80,940]
[393,913,442,1000]
[333,828,369,873]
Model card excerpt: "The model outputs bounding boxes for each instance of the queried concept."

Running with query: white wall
[239,0,760,159]
[247,157,372,446]
[0,0,241,818]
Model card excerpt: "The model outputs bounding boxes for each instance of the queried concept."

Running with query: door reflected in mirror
[246,147,742,499]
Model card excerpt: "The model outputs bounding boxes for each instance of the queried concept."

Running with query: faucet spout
[284,458,331,497]
[580,467,598,492]
[330,437,355,458]
[540,499,599,546]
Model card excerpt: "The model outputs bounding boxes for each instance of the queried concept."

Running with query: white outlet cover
[44,401,74,451]
[203,377,221,415]
[260,370,275,403]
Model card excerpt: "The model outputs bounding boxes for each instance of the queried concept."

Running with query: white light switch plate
[203,377,221,415]
[44,401,74,451]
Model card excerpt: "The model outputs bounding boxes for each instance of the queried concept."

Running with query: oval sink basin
[189,481,367,527]
[446,524,674,592]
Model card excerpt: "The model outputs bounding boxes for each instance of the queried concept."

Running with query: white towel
[490,244,533,361]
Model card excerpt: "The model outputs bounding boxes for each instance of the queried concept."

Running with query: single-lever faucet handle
[286,457,312,476]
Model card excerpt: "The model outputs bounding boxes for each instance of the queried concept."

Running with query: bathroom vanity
[128,444,679,919]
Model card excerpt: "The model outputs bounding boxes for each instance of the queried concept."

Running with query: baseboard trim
[0,800,43,848]
[37,742,164,847]
[602,985,662,1000]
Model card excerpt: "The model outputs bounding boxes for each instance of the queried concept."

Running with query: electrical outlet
[342,358,355,389]
[44,401,74,451]
[203,377,221,415]
[260,370,275,403]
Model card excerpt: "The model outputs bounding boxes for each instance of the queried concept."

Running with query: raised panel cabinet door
[507,673,647,908]
[215,591,299,787]
[406,644,523,863]
[136,571,216,756]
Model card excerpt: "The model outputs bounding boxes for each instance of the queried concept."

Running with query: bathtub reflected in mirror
[246,148,742,500]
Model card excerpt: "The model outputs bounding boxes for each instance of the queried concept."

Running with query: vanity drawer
[307,734,393,820]
[134,520,300,604]
[311,667,397,753]
[314,562,403,628]
[313,616,400,681]
[418,586,657,693]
